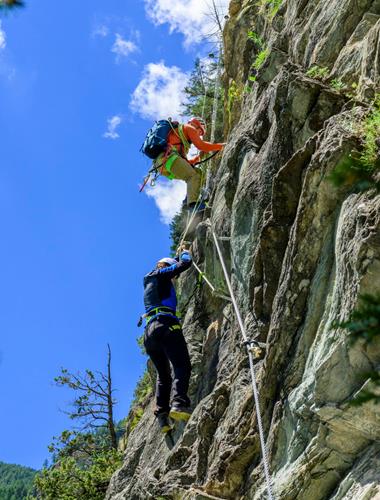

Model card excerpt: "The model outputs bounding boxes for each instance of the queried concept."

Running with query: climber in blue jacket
[142,246,193,433]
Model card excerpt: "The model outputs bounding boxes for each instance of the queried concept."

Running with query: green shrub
[333,294,380,345]
[32,449,122,500]
[257,0,282,19]
[360,94,380,170]
[330,78,345,91]
[227,80,243,127]
[252,47,269,71]
[133,370,153,404]
[247,30,264,47]
[329,95,380,191]
[306,65,329,80]
[328,155,376,192]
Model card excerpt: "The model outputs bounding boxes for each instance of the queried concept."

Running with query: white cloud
[146,179,187,224]
[103,115,122,139]
[0,21,6,50]
[130,62,189,120]
[111,33,138,60]
[144,0,229,46]
[92,24,109,38]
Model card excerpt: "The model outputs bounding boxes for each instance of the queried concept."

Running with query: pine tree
[182,56,224,142]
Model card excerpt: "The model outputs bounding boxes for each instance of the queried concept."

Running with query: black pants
[144,315,191,416]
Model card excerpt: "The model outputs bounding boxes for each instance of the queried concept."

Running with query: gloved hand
[177,243,191,255]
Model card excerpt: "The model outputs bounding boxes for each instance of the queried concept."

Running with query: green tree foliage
[247,30,264,47]
[257,0,283,19]
[32,449,122,500]
[169,211,187,256]
[124,370,153,437]
[182,56,224,142]
[334,294,380,345]
[167,54,226,244]
[252,47,269,71]
[0,462,36,500]
[29,347,123,499]
[328,155,378,192]
[359,94,380,170]
[306,65,330,80]
[329,95,380,191]
[333,294,380,405]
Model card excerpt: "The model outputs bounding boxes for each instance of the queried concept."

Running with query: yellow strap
[177,124,191,155]
[169,324,181,332]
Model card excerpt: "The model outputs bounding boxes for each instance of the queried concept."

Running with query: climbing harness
[140,121,217,192]
[137,306,177,327]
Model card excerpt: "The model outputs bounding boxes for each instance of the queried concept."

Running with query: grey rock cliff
[107,0,380,498]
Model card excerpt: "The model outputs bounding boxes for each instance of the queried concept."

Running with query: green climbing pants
[162,156,201,205]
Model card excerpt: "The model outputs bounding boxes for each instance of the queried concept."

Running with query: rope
[192,260,231,302]
[210,43,223,144]
[178,150,220,249]
[179,223,273,497]
[178,164,207,248]
[205,42,223,196]
[210,227,274,500]
[192,150,220,167]
[199,62,208,121]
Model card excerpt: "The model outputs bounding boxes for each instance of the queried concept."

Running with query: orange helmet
[189,117,206,136]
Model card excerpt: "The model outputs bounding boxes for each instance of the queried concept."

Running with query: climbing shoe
[157,413,173,434]
[169,405,192,422]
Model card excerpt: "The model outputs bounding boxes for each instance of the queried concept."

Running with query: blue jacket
[143,251,192,318]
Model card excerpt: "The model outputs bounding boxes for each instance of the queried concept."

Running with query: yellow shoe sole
[160,424,173,434]
[169,409,191,422]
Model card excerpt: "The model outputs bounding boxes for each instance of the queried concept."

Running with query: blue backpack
[141,119,178,160]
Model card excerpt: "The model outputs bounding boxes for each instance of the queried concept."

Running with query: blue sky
[0,0,227,469]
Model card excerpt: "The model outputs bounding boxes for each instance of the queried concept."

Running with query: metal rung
[217,236,230,241]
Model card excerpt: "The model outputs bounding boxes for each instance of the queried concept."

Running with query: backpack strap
[168,122,191,157]
[154,123,191,181]
[176,124,191,155]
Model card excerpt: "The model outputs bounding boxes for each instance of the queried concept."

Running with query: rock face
[107,1,380,499]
